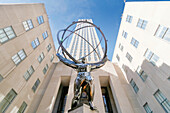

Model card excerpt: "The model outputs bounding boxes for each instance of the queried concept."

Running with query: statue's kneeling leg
[87,82,97,110]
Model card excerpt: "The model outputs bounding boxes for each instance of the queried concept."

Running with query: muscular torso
[77,64,91,73]
[76,64,93,81]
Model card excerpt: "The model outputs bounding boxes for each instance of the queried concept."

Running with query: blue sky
[0,0,164,60]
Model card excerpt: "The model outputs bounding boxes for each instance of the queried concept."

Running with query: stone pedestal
[68,104,99,113]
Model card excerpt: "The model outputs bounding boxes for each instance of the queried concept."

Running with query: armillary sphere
[57,20,107,64]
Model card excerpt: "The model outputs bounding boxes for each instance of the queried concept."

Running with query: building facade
[68,19,104,62]
[112,2,170,113]
[0,3,57,113]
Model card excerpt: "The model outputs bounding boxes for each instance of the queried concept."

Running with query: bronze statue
[56,53,107,110]
[56,20,107,110]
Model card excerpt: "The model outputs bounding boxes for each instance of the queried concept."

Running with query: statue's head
[80,57,86,64]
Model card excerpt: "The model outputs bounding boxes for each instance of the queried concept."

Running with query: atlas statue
[56,20,107,110]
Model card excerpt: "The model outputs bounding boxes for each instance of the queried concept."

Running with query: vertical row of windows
[42,31,48,40]
[92,27,101,60]
[154,25,170,42]
[46,43,52,52]
[0,26,16,43]
[90,28,97,61]
[130,79,139,93]
[12,49,27,65]
[37,52,45,63]
[137,19,148,29]
[87,28,91,61]
[84,28,87,57]
[0,89,17,113]
[144,49,159,65]
[126,15,133,23]
[37,16,44,25]
[74,30,80,58]
[130,37,139,48]
[23,19,34,31]
[136,66,148,82]
[79,30,83,58]
[31,38,40,49]
[154,90,170,113]
[122,30,128,38]
[23,66,34,81]
[70,35,77,56]
[32,79,40,93]
[126,52,133,62]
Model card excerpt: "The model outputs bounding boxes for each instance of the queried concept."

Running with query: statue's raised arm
[89,56,108,71]
[56,53,77,69]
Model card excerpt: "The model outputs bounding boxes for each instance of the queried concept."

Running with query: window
[122,30,128,38]
[43,64,48,74]
[168,76,170,80]
[0,89,17,113]
[136,66,148,81]
[143,103,153,113]
[126,52,133,62]
[31,38,40,49]
[116,54,120,61]
[56,87,68,113]
[155,25,170,42]
[37,52,45,63]
[0,74,3,82]
[12,49,27,65]
[37,16,44,25]
[46,43,52,52]
[101,87,113,113]
[126,15,133,23]
[154,90,170,113]
[51,54,54,62]
[144,49,159,65]
[32,79,40,92]
[0,26,16,43]
[22,19,34,31]
[23,66,34,81]
[137,19,148,29]
[17,101,27,113]
[130,79,139,93]
[119,43,123,51]
[130,38,139,48]
[42,31,48,40]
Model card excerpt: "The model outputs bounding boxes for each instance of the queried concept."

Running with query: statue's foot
[71,100,78,109]
[89,101,97,110]
[90,106,97,110]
